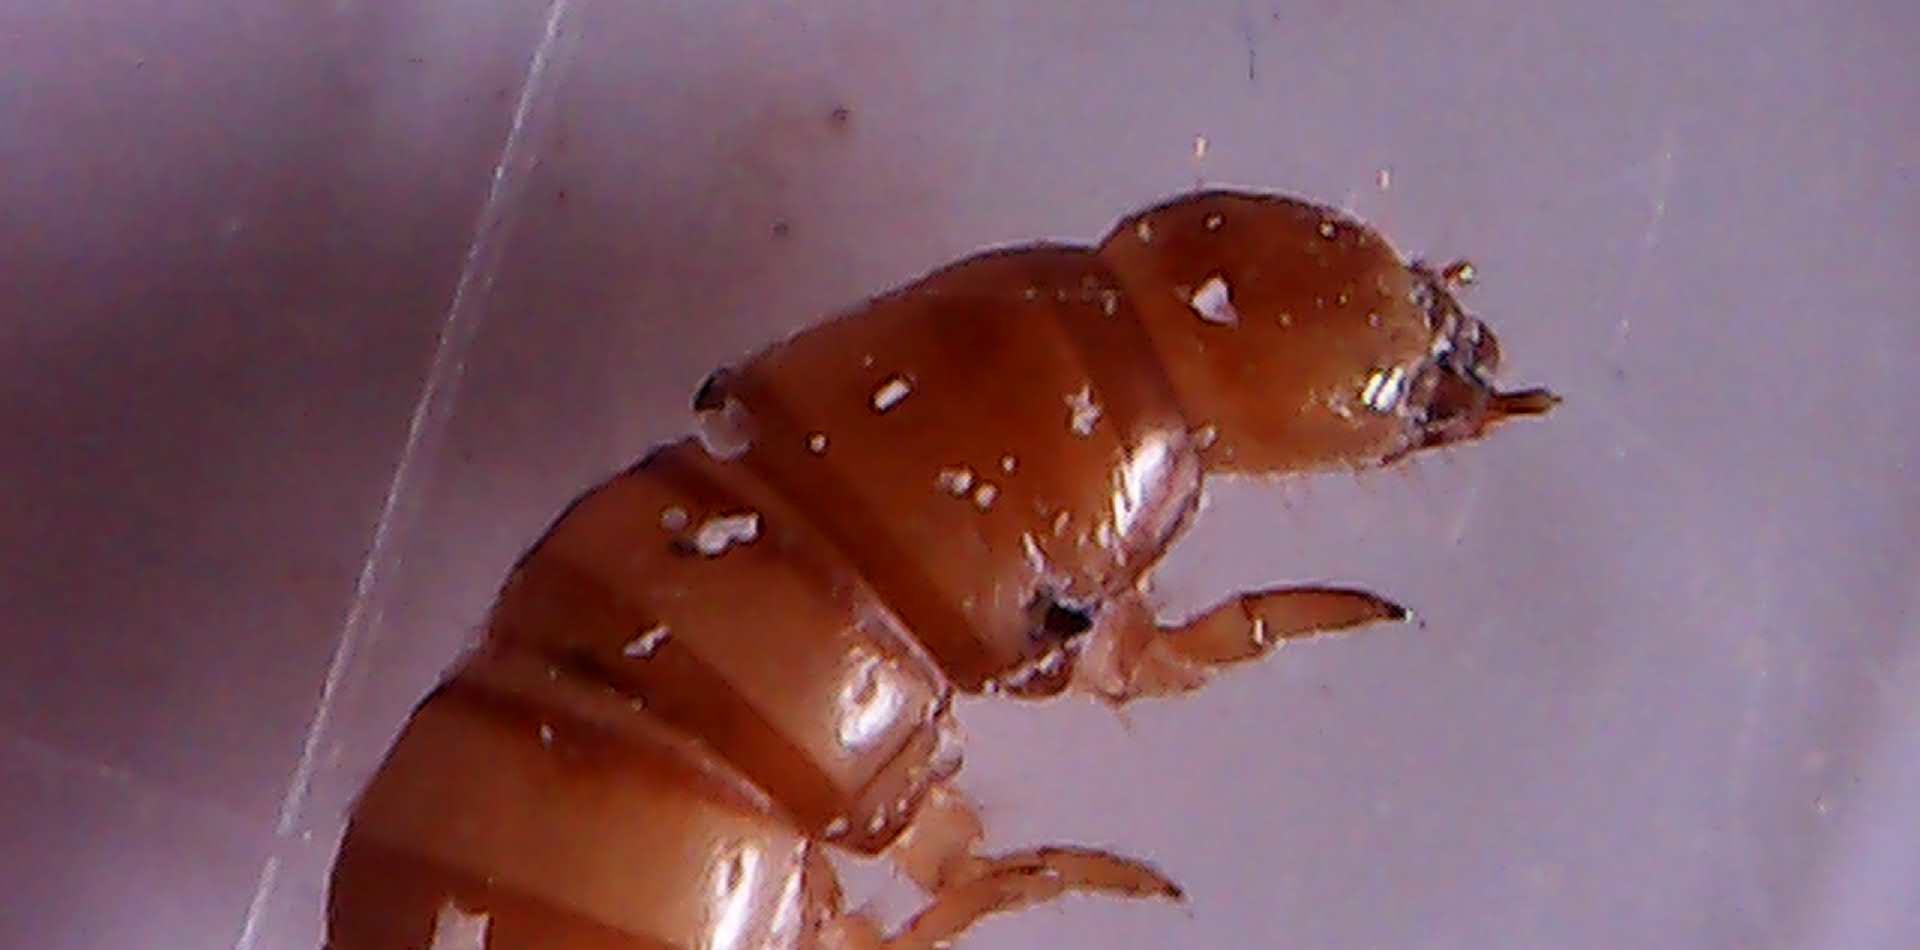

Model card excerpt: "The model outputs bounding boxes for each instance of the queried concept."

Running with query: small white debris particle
[1000,454,1018,474]
[660,506,690,532]
[1193,135,1209,159]
[1051,510,1071,536]
[824,816,850,838]
[806,432,829,454]
[1022,286,1040,301]
[972,482,999,510]
[936,467,975,496]
[1318,220,1338,239]
[1203,212,1223,231]
[1444,260,1478,286]
[871,376,912,412]
[860,353,876,369]
[538,723,555,747]
[1065,385,1102,436]
[1251,617,1270,648]
[692,512,761,555]
[1135,219,1154,243]
[1327,390,1357,421]
[1189,275,1240,326]
[624,624,671,658]
[867,811,887,834]
[1100,288,1120,316]
[1361,366,1409,413]
[1377,167,1392,191]
[1192,424,1219,450]
[427,900,491,950]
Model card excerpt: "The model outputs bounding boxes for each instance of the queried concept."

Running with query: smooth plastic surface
[2,2,1914,948]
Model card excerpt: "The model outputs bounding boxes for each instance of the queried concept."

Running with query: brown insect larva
[326,189,1556,949]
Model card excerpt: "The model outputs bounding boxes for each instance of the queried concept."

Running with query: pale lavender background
[3,2,1915,948]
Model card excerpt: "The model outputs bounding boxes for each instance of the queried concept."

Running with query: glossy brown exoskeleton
[326,189,1556,949]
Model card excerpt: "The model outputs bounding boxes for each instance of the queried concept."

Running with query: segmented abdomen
[485,243,1203,852]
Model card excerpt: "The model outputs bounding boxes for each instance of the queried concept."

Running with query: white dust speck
[1136,219,1154,243]
[824,816,850,838]
[1189,275,1239,326]
[1203,212,1223,231]
[1065,385,1102,436]
[537,723,554,747]
[936,467,975,497]
[1193,135,1208,159]
[871,376,912,412]
[1192,424,1218,450]
[1318,220,1338,239]
[972,482,999,510]
[427,900,491,950]
[1000,454,1018,474]
[806,432,829,454]
[624,624,671,658]
[692,512,760,555]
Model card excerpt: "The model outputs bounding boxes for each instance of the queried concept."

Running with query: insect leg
[1164,586,1409,664]
[1077,587,1410,702]
[867,784,1181,947]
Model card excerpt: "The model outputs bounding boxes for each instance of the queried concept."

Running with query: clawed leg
[815,588,1409,947]
[1074,585,1411,702]
[819,784,1181,949]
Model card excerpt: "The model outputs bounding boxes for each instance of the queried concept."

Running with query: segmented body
[327,190,1551,949]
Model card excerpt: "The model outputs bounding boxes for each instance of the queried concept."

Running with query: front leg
[1073,586,1410,703]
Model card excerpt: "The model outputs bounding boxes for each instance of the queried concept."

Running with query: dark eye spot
[1037,599,1095,640]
